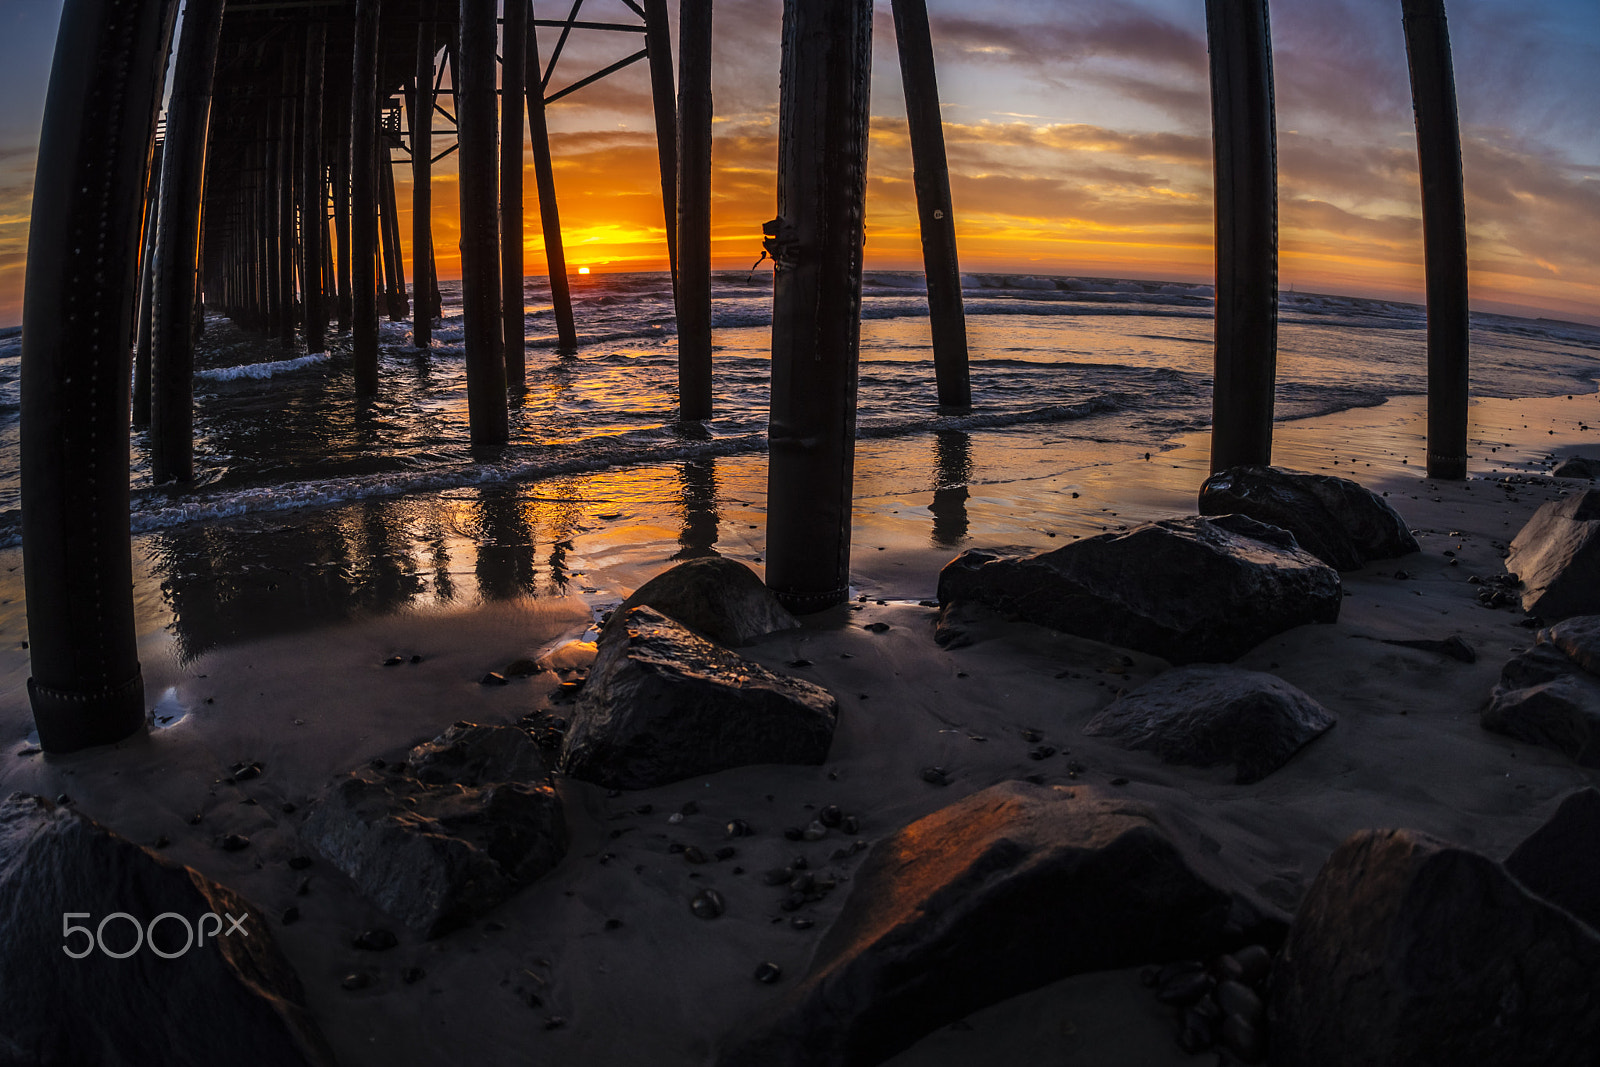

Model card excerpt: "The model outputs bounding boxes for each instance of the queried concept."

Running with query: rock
[714,780,1275,1066]
[559,607,838,790]
[691,888,725,919]
[300,769,567,938]
[1083,666,1336,784]
[351,928,397,951]
[1380,634,1475,663]
[1540,614,1600,677]
[1504,788,1600,933]
[407,722,546,786]
[1506,489,1600,620]
[1552,456,1599,480]
[0,793,333,1065]
[1481,646,1600,766]
[603,557,798,648]
[937,515,1340,665]
[1199,465,1420,570]
[1267,828,1600,1066]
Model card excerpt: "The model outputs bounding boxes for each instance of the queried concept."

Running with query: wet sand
[1,389,1598,1065]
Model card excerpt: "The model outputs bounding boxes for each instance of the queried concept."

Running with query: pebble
[401,967,426,985]
[218,833,250,852]
[1215,980,1263,1025]
[690,888,725,919]
[726,818,753,837]
[818,804,842,828]
[863,622,890,633]
[383,656,404,667]
[763,867,793,886]
[352,928,398,951]
[714,846,737,861]
[543,1017,567,1031]
[790,917,814,930]
[281,802,296,814]
[1020,729,1043,743]
[680,801,700,815]
[1221,1013,1264,1063]
[604,918,623,930]
[1232,944,1272,985]
[787,659,813,668]
[920,766,950,786]
[789,872,815,893]
[1213,953,1245,982]
[152,835,170,849]
[230,760,263,782]
[683,846,709,864]
[754,961,783,984]
[341,973,372,992]
[801,820,828,841]
[281,906,300,926]
[783,826,803,840]
[779,892,806,912]
[288,855,313,870]
[1028,745,1056,760]
[480,672,508,686]
[840,814,860,835]
[1157,969,1213,1006]
[668,812,684,825]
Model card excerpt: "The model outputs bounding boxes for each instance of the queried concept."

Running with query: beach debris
[351,928,397,951]
[229,759,264,782]
[1482,642,1600,766]
[407,722,546,786]
[1083,666,1335,784]
[1505,489,1600,619]
[301,768,568,938]
[714,781,1276,1067]
[1504,787,1600,933]
[1267,828,1600,1066]
[937,514,1340,665]
[1198,465,1420,570]
[1378,634,1475,662]
[602,557,798,648]
[0,793,335,1064]
[1552,456,1599,480]
[559,606,838,790]
[690,888,725,919]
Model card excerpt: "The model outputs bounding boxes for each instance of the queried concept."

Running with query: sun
[577,267,590,275]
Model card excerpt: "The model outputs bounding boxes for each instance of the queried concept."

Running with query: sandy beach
[3,388,1598,1065]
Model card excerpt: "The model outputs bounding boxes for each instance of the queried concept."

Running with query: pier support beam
[1402,0,1469,480]
[501,0,527,388]
[1204,0,1279,473]
[21,0,179,752]
[132,142,163,428]
[378,141,409,321]
[643,0,679,297]
[151,0,225,485]
[412,28,435,350]
[302,24,327,353]
[458,0,508,443]
[891,0,970,413]
[676,0,713,420]
[525,11,577,354]
[764,0,873,613]
[276,55,298,344]
[350,0,382,394]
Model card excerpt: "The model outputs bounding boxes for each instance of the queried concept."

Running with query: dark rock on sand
[1506,489,1600,620]
[301,769,567,937]
[1267,828,1600,1066]
[1199,465,1419,570]
[407,722,546,786]
[1379,634,1476,663]
[0,793,334,1066]
[1504,788,1600,933]
[560,606,837,790]
[716,780,1271,1067]
[1552,456,1600,480]
[603,557,798,648]
[937,515,1340,665]
[1541,614,1600,677]
[1482,645,1600,766]
[1083,666,1335,784]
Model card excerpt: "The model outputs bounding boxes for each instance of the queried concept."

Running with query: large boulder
[603,557,798,647]
[1506,489,1600,620]
[717,781,1275,1067]
[301,767,567,938]
[937,514,1341,665]
[1552,456,1599,480]
[561,606,837,790]
[1199,465,1419,570]
[1083,665,1335,784]
[1504,788,1600,933]
[0,793,333,1066]
[407,721,547,785]
[1541,614,1600,677]
[1481,645,1600,766]
[1267,828,1600,1066]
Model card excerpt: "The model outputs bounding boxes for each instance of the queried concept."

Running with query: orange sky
[2,0,1598,326]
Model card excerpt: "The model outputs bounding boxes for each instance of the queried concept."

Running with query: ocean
[2,268,1597,553]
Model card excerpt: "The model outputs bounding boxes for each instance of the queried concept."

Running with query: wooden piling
[132,141,163,428]
[524,10,578,354]
[333,104,353,330]
[643,0,679,295]
[1204,0,1279,473]
[302,24,327,353]
[151,0,225,485]
[1402,0,1469,480]
[501,0,528,388]
[277,55,299,343]
[764,0,874,613]
[351,0,382,394]
[412,26,435,350]
[379,141,409,321]
[21,0,179,751]
[458,0,509,443]
[676,0,713,421]
[890,0,970,413]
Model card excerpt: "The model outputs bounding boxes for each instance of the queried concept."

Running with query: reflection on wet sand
[930,430,972,548]
[674,457,720,559]
[474,488,538,600]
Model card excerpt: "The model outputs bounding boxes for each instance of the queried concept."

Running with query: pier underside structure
[20,0,1467,751]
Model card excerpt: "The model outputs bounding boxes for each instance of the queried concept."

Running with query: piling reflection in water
[674,457,720,560]
[473,488,539,601]
[930,429,972,549]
